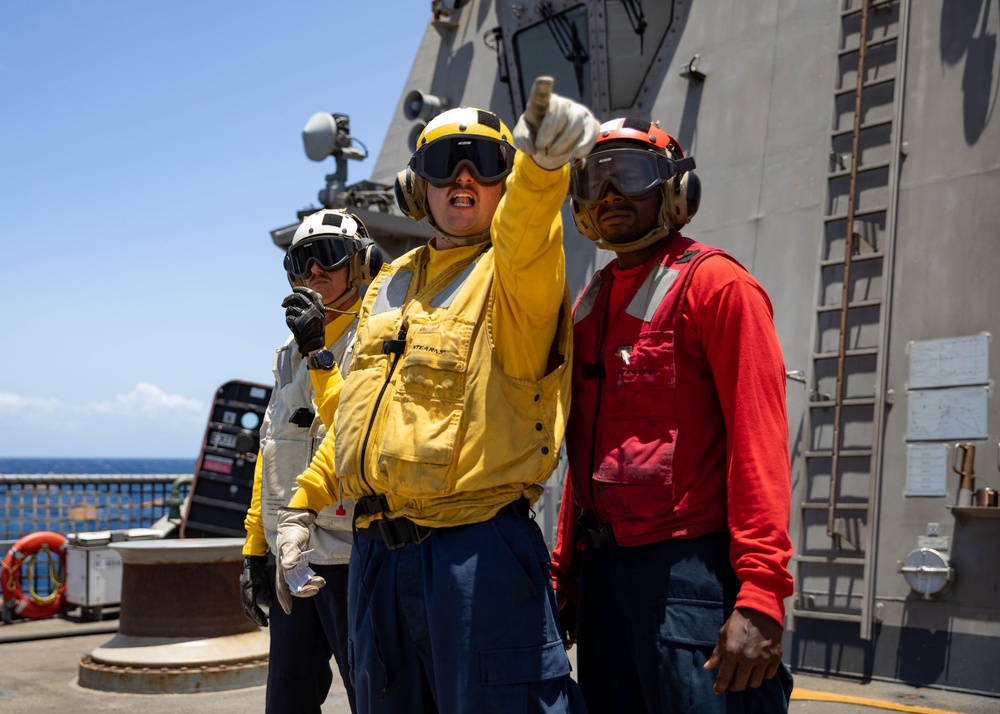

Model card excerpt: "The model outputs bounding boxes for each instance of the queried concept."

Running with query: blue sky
[0,1,430,457]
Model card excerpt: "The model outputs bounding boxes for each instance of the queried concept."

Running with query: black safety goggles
[570,148,695,205]
[283,236,358,278]
[410,136,515,187]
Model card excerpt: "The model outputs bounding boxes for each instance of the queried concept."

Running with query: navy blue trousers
[265,561,357,714]
[576,532,792,714]
[348,506,586,713]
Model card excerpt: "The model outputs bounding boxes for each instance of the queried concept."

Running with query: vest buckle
[355,493,391,516]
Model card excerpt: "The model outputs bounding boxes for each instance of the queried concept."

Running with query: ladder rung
[840,0,896,20]
[811,347,879,359]
[827,159,892,180]
[800,502,870,511]
[792,608,863,623]
[831,118,892,139]
[805,449,873,459]
[834,74,896,96]
[867,35,899,50]
[808,397,876,408]
[824,205,888,223]
[820,252,884,268]
[837,36,899,59]
[816,299,882,313]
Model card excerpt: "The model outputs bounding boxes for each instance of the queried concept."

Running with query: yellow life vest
[335,244,572,528]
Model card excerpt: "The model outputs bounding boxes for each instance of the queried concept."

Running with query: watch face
[311,350,335,369]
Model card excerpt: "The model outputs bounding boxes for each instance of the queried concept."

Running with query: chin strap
[428,214,492,247]
[592,224,672,253]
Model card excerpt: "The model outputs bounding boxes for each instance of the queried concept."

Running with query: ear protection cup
[663,169,700,228]
[361,242,384,284]
[348,241,385,290]
[570,196,599,242]
[394,166,427,221]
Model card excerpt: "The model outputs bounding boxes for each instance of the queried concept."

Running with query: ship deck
[1,613,997,713]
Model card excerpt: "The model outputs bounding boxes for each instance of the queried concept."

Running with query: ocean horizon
[0,457,197,475]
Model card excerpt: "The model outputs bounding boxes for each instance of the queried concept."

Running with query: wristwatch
[307,349,336,371]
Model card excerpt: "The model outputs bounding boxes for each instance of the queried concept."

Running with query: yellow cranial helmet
[415,107,513,155]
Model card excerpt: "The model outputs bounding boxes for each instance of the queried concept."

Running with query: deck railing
[0,474,191,548]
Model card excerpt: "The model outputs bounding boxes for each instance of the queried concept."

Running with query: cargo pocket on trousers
[658,597,726,713]
[481,640,570,713]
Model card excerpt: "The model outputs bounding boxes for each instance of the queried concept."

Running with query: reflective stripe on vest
[372,271,412,315]
[573,272,603,325]
[626,264,680,322]
[430,258,480,308]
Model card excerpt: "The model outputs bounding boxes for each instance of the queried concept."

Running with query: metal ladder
[793,0,909,640]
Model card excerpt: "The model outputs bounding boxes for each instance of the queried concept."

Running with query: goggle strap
[673,156,696,174]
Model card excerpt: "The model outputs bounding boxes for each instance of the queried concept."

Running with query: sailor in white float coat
[240,208,381,714]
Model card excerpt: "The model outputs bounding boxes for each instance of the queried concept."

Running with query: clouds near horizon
[0,383,208,457]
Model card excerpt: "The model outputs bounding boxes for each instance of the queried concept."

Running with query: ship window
[606,0,678,109]
[512,4,591,108]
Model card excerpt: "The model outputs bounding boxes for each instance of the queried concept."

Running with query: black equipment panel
[181,380,272,538]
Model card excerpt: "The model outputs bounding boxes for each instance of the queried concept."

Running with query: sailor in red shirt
[552,117,794,713]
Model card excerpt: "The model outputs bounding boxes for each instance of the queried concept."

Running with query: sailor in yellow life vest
[275,81,598,712]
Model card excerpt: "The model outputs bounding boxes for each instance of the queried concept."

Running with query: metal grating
[0,474,190,542]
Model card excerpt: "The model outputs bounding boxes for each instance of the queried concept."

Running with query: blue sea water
[0,457,197,475]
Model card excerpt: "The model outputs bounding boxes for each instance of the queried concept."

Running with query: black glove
[282,286,326,356]
[240,555,272,628]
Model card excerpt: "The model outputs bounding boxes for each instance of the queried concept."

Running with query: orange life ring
[2,531,68,620]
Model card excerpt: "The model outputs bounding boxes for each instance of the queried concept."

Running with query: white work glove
[275,507,326,614]
[513,77,599,170]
